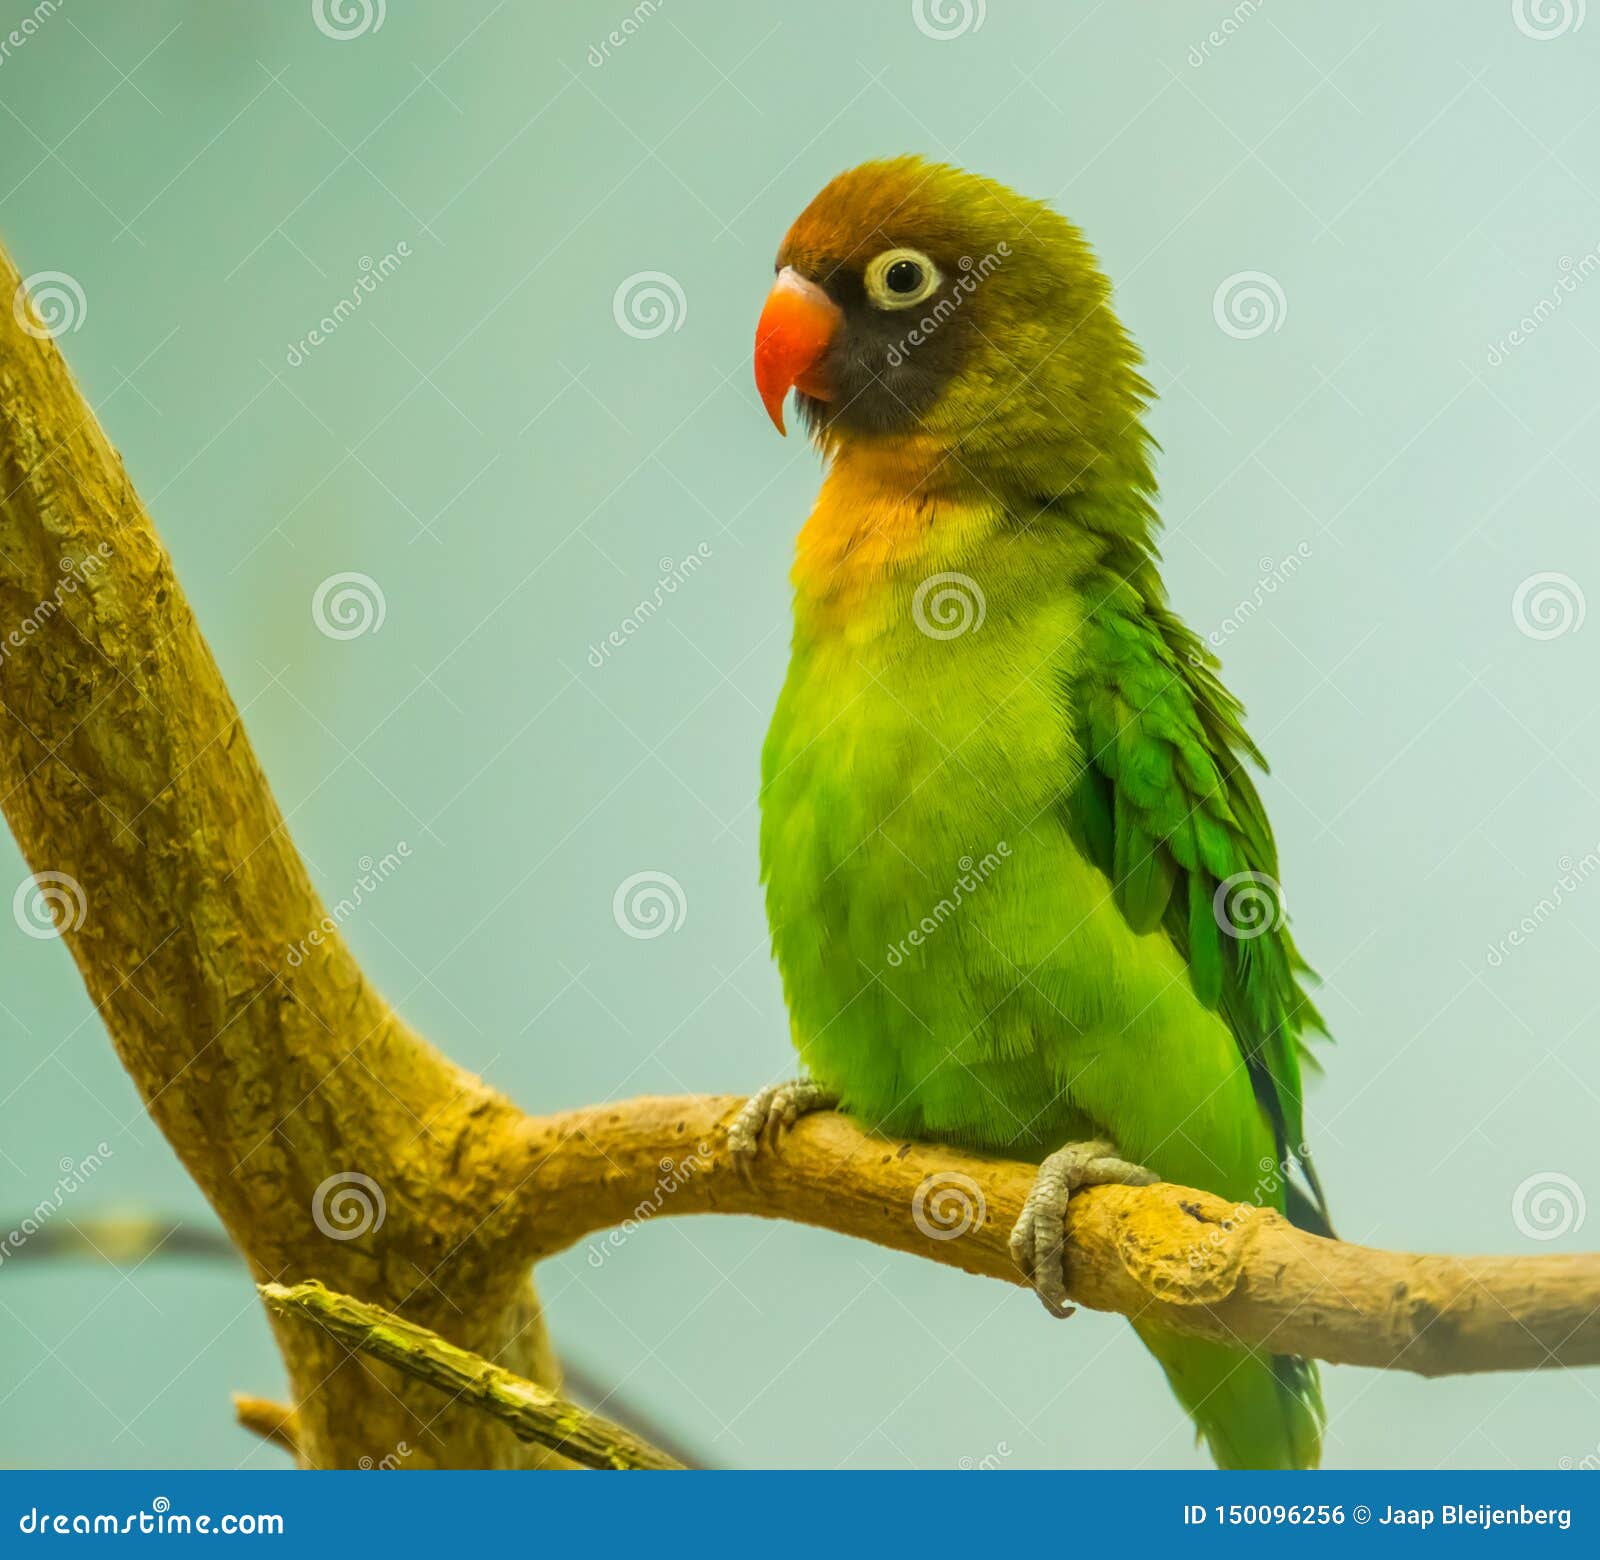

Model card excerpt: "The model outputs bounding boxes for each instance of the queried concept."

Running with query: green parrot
[733,157,1331,1471]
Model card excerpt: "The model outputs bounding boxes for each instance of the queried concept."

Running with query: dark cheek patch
[816,282,975,436]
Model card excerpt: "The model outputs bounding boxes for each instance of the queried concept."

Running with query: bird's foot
[727,1078,838,1175]
[1009,1139,1159,1318]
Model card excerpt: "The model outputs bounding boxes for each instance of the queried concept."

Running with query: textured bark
[262,1281,683,1470]
[0,242,560,1469]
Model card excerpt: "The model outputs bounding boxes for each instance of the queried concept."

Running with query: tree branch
[507,1094,1600,1378]
[0,240,559,1469]
[231,1394,300,1460]
[261,1281,683,1470]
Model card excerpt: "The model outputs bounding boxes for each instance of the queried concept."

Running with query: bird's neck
[790,434,1157,614]
[791,439,1001,597]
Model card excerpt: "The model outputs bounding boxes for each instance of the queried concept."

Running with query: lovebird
[731,157,1332,1471]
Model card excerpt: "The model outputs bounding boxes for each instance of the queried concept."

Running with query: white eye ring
[864,248,941,310]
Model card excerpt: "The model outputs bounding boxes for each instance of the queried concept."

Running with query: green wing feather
[1065,559,1332,1235]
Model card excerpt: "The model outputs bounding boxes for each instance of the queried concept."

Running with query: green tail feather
[1133,1323,1324,1470]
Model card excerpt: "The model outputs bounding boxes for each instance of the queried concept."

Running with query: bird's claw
[1009,1139,1159,1319]
[727,1079,838,1178]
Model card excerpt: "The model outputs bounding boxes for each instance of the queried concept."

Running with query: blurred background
[2,0,1599,1470]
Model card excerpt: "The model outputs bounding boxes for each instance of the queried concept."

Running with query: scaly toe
[727,1085,779,1170]
[726,1079,838,1173]
[1018,1187,1075,1319]
[1009,1174,1071,1317]
[1011,1139,1156,1319]
[1007,1212,1035,1285]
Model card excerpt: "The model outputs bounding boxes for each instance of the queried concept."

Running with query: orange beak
[754,267,841,435]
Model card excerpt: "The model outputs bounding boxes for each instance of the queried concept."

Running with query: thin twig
[232,1394,300,1460]
[260,1281,683,1471]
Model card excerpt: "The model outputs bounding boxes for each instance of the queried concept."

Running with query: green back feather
[1064,542,1332,1236]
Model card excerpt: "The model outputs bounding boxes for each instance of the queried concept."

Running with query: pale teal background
[2,0,1599,1470]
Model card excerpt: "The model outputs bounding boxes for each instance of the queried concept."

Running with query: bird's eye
[864,248,940,310]
[886,260,922,293]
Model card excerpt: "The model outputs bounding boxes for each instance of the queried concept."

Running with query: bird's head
[754,157,1154,503]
